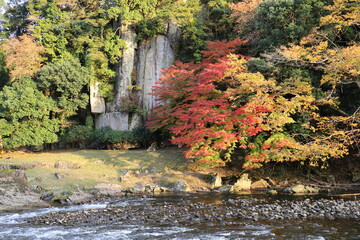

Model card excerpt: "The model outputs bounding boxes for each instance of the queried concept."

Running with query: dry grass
[0,147,211,192]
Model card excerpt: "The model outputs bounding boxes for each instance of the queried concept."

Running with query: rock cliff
[93,23,180,130]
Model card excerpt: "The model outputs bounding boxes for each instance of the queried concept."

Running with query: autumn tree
[261,0,360,158]
[148,38,350,169]
[1,34,44,81]
[230,0,262,34]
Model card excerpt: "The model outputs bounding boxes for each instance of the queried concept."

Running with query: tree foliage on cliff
[0,0,358,163]
[146,0,359,170]
[147,37,351,169]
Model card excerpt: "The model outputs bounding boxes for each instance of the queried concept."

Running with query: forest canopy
[0,0,358,169]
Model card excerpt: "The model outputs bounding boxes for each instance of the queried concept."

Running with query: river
[0,193,359,240]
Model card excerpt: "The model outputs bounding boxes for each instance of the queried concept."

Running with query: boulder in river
[218,185,233,192]
[351,171,360,182]
[173,180,191,192]
[66,191,93,204]
[211,174,222,188]
[251,179,270,190]
[268,189,278,195]
[134,182,145,192]
[327,175,336,184]
[232,174,251,191]
[94,183,124,195]
[286,184,319,194]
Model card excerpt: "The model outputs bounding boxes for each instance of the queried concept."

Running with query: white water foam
[0,226,135,240]
[0,202,108,224]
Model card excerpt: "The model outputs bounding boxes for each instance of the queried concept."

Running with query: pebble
[27,197,360,226]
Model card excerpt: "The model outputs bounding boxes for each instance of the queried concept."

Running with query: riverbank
[2,194,360,240]
[26,194,360,227]
[0,148,359,211]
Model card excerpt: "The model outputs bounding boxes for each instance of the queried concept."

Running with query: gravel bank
[26,196,360,226]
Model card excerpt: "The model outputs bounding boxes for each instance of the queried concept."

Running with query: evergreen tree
[0,77,59,148]
[35,59,90,123]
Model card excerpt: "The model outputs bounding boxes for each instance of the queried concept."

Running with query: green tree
[35,59,90,122]
[235,0,329,54]
[2,0,30,37]
[27,0,127,98]
[0,77,59,149]
[205,0,236,41]
[0,50,10,90]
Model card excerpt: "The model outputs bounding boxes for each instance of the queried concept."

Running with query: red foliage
[201,38,249,63]
[147,38,274,168]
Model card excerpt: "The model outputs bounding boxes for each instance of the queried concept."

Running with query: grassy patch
[0,169,15,175]
[0,147,192,192]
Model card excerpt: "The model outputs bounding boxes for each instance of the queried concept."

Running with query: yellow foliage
[276,34,360,88]
[279,33,336,65]
[1,35,45,81]
[224,55,278,95]
[320,0,360,30]
[230,0,264,33]
[322,45,360,87]
[224,55,353,167]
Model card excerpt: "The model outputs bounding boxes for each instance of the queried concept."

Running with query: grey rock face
[90,82,105,114]
[137,35,175,111]
[95,23,179,131]
[95,112,129,130]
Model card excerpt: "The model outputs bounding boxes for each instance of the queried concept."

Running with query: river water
[0,194,359,240]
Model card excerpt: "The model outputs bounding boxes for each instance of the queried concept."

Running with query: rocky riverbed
[27,195,360,227]
[0,167,49,211]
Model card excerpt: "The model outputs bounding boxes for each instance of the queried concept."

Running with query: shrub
[92,126,115,145]
[61,125,93,148]
[131,126,155,146]
[92,126,155,149]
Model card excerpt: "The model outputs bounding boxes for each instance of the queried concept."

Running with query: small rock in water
[41,193,54,201]
[285,184,319,194]
[268,190,278,195]
[327,175,336,184]
[305,186,319,193]
[134,182,145,192]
